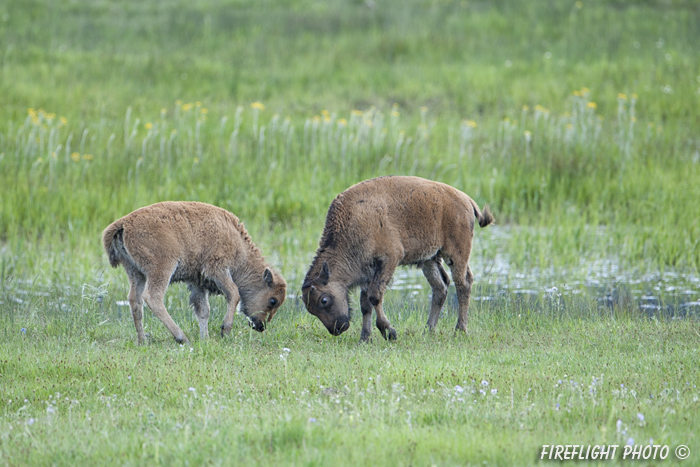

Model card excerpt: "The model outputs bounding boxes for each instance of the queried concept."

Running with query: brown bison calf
[302,176,493,342]
[102,201,286,344]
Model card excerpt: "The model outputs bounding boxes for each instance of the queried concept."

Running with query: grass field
[1,0,699,465]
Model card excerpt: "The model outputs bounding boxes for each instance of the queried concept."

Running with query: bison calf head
[242,268,287,332]
[302,262,351,336]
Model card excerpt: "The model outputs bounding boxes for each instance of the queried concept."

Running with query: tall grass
[2,0,699,282]
[1,88,698,284]
[1,2,699,465]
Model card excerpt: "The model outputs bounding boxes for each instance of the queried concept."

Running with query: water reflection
[389,260,700,319]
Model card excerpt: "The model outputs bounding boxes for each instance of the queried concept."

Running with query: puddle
[2,225,699,320]
[385,231,700,319]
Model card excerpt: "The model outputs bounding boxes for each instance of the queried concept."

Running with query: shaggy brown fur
[102,201,286,344]
[302,176,493,341]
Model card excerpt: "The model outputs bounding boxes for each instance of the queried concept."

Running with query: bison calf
[102,201,286,344]
[302,176,493,342]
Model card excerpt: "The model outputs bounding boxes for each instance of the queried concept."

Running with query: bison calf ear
[319,261,330,285]
[263,267,274,287]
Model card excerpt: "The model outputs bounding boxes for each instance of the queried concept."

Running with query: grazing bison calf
[102,201,286,344]
[302,176,493,342]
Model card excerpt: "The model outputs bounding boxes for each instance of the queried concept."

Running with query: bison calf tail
[102,222,124,268]
[471,200,495,228]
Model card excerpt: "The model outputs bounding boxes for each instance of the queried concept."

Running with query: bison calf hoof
[379,326,397,341]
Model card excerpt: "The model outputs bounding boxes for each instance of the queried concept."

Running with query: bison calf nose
[248,316,266,332]
[331,319,350,336]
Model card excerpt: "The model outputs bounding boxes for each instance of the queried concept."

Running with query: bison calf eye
[320,296,332,308]
[269,298,278,308]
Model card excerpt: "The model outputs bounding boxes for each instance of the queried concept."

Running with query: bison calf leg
[127,271,147,345]
[373,300,397,341]
[359,289,373,342]
[453,265,474,332]
[143,274,190,344]
[367,254,401,306]
[216,272,241,337]
[189,285,210,340]
[421,259,450,331]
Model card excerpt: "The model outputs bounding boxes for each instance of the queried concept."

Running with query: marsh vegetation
[1,0,699,464]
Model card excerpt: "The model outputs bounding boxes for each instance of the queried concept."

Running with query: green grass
[1,0,699,279]
[1,0,699,465]
[1,287,699,466]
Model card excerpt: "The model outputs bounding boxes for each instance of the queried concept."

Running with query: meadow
[1,0,699,465]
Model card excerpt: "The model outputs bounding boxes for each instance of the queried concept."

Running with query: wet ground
[2,224,699,320]
[390,260,700,319]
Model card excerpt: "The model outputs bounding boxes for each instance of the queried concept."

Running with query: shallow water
[2,224,699,320]
[389,258,700,319]
[386,224,699,318]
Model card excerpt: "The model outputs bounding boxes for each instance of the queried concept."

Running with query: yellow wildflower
[60,116,67,126]
[71,152,81,162]
[321,110,330,117]
[575,1,583,8]
[175,100,183,106]
[618,93,627,100]
[351,110,363,116]
[631,93,638,99]
[200,108,208,114]
[587,102,597,109]
[391,110,400,117]
[420,106,428,112]
[37,157,44,163]
[337,118,347,126]
[195,101,202,107]
[312,115,321,123]
[572,90,581,97]
[193,157,199,164]
[566,123,573,130]
[51,152,57,159]
[82,154,93,161]
[522,105,529,112]
[464,120,477,128]
[580,87,590,95]
[250,102,265,111]
[161,108,167,115]
[145,123,153,130]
